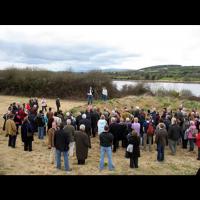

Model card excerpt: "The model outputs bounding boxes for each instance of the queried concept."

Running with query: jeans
[188,139,195,151]
[8,135,17,148]
[56,149,70,171]
[38,127,44,139]
[87,95,93,105]
[102,94,107,101]
[168,139,177,155]
[99,146,114,170]
[157,143,165,161]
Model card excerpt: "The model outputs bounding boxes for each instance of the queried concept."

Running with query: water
[113,80,200,97]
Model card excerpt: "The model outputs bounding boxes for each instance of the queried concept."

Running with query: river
[113,80,200,97]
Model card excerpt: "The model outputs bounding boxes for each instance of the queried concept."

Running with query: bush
[120,83,151,96]
[180,89,193,98]
[0,68,119,99]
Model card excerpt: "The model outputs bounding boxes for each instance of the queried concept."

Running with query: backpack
[147,122,154,135]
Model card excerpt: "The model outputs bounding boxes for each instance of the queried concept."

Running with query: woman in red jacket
[196,129,200,160]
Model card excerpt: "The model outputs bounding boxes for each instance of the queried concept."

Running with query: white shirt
[102,89,108,96]
[97,119,107,135]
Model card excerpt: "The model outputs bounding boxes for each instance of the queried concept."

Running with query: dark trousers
[24,138,32,151]
[78,160,85,165]
[130,156,138,168]
[182,139,188,149]
[91,125,97,137]
[16,124,21,135]
[198,148,200,160]
[42,106,47,112]
[56,105,60,112]
[157,144,165,161]
[8,135,17,148]
[113,139,118,152]
[44,126,46,136]
[122,138,128,148]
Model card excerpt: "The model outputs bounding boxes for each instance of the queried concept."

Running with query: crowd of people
[2,96,200,173]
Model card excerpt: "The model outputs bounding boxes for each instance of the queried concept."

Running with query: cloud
[0,39,140,71]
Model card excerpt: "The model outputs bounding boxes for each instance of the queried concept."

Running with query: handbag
[127,144,133,153]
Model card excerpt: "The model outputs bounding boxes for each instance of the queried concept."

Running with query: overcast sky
[0,25,200,71]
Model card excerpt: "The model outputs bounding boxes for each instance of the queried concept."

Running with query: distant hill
[105,65,200,82]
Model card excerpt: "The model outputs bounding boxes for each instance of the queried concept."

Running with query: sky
[0,25,200,72]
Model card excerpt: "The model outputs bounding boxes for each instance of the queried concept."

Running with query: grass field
[0,95,200,175]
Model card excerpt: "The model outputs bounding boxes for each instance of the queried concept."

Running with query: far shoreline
[112,79,200,84]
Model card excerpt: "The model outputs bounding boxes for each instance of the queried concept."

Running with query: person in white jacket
[97,115,108,135]
[102,87,108,101]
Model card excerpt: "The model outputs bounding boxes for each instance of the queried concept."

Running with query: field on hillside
[0,95,200,175]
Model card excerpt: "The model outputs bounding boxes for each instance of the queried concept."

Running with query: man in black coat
[109,117,120,152]
[56,98,61,112]
[168,118,181,155]
[21,116,34,151]
[54,123,72,172]
[79,114,92,148]
[90,108,100,137]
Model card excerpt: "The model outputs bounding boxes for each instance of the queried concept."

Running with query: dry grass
[0,95,200,175]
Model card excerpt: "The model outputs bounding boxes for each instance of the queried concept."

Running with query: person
[5,114,17,148]
[21,116,34,151]
[74,124,90,165]
[79,113,91,148]
[196,127,200,160]
[102,87,108,101]
[187,121,198,151]
[41,97,47,112]
[118,118,128,148]
[131,117,141,137]
[143,116,154,151]
[109,117,120,152]
[64,119,75,157]
[168,118,181,155]
[90,107,100,137]
[76,112,82,130]
[47,121,57,164]
[127,130,140,168]
[99,125,115,171]
[87,86,94,105]
[182,117,190,149]
[97,115,108,135]
[43,114,48,136]
[54,123,71,172]
[35,110,45,139]
[56,98,61,112]
[155,123,168,161]
[14,111,22,135]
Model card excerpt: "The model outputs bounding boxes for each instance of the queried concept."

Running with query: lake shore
[112,79,200,84]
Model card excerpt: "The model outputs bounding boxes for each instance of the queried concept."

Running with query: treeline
[0,68,199,101]
[0,68,119,99]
